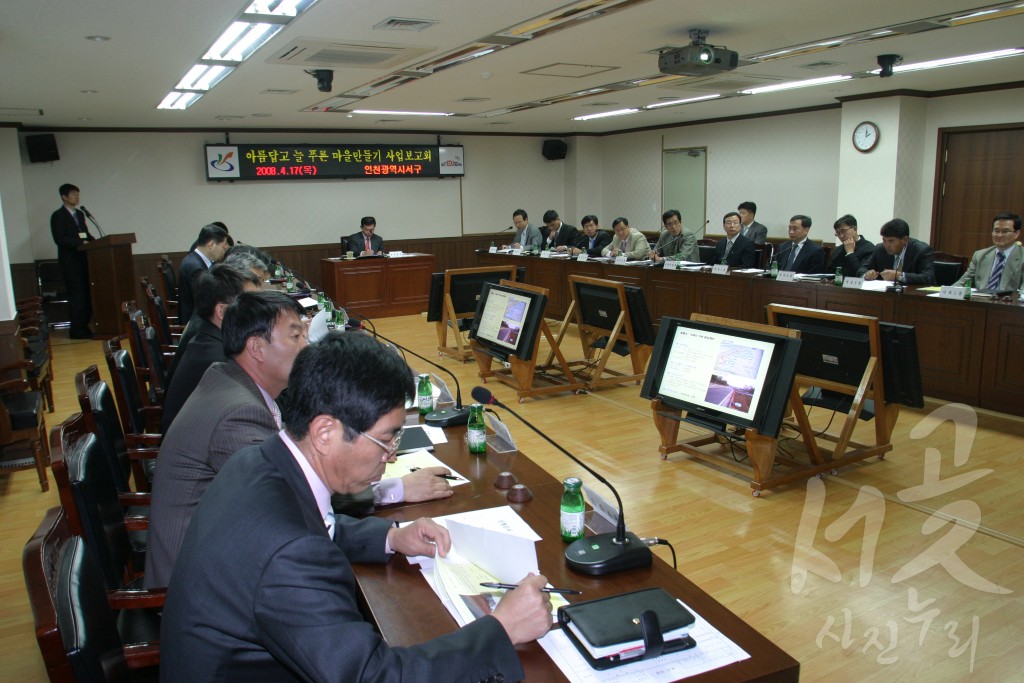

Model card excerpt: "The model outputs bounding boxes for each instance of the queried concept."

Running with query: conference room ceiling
[3,0,1022,136]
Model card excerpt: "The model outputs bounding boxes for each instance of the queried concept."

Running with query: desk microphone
[695,219,710,238]
[79,206,106,237]
[373,331,471,427]
[471,386,652,576]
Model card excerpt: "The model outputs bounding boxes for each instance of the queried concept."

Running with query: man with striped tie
[955,213,1023,291]
[860,218,936,286]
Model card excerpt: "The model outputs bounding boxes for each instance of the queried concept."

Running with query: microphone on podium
[372,331,472,427]
[471,386,652,576]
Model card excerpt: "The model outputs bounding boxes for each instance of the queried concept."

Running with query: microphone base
[564,531,653,576]
[424,406,471,428]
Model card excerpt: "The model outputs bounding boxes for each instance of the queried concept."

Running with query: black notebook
[396,425,434,455]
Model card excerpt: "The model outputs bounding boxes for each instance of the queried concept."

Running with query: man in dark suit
[860,218,936,285]
[570,214,612,257]
[147,291,452,588]
[738,201,768,244]
[49,183,95,338]
[161,265,260,431]
[346,216,384,255]
[178,223,230,322]
[541,209,578,251]
[161,333,552,681]
[715,212,757,268]
[776,215,825,274]
[827,214,874,274]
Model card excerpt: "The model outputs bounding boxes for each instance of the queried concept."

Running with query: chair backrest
[74,365,101,403]
[934,260,965,286]
[141,281,175,347]
[121,302,149,371]
[65,432,132,590]
[56,536,130,683]
[22,506,76,683]
[86,382,131,493]
[142,326,168,393]
[157,256,178,303]
[697,244,717,265]
[103,340,135,438]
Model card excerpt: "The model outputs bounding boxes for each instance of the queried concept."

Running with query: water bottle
[285,274,295,293]
[835,267,844,286]
[467,404,487,454]
[963,277,971,300]
[274,264,284,279]
[416,373,432,415]
[770,260,779,278]
[334,307,348,329]
[560,477,585,543]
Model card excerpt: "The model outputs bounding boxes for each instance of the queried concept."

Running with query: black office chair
[933,261,964,286]
[697,244,717,266]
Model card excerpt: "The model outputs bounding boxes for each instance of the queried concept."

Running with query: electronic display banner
[204,144,465,181]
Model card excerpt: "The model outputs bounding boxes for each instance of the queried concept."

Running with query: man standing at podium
[50,183,94,339]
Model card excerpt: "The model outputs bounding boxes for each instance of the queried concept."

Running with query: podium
[81,233,137,336]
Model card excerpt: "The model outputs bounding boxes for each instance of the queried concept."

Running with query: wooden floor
[2,317,1021,682]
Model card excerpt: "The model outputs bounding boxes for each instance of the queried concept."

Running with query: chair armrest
[119,492,152,506]
[124,517,149,532]
[0,360,33,374]
[0,378,30,393]
[126,434,162,447]
[107,588,166,609]
[124,643,161,669]
[127,447,160,460]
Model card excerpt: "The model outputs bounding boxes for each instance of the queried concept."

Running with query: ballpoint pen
[480,582,582,596]
[409,467,465,482]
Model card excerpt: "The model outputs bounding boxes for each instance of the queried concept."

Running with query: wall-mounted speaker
[26,134,60,163]
[542,139,568,160]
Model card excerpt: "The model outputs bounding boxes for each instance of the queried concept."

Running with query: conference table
[477,252,1024,418]
[355,423,800,682]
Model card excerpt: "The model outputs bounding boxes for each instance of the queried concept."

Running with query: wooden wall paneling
[693,273,750,320]
[648,269,696,323]
[979,306,1024,412]
[386,255,436,312]
[532,260,570,319]
[897,297,985,405]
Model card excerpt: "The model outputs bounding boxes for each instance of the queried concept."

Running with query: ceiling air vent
[267,39,434,70]
[373,17,438,32]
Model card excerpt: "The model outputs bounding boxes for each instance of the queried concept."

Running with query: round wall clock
[852,121,880,153]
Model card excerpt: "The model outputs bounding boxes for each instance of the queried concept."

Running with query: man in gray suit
[738,201,768,244]
[507,208,542,250]
[145,291,454,587]
[955,212,1023,291]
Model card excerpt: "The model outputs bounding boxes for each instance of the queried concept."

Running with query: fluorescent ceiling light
[157,91,203,110]
[351,109,452,116]
[573,108,639,121]
[176,64,234,91]
[645,93,721,109]
[244,0,319,17]
[871,48,1024,74]
[204,21,282,61]
[742,74,851,95]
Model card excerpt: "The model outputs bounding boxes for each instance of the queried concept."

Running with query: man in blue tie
[49,183,95,338]
[570,214,612,256]
[955,212,1023,291]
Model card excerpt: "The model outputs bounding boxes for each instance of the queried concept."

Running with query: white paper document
[383,450,468,486]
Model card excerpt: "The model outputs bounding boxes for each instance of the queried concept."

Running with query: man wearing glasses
[162,332,552,681]
[146,291,450,588]
[827,214,874,274]
[955,213,1023,291]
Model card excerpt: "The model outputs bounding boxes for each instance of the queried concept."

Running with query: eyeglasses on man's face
[359,427,404,461]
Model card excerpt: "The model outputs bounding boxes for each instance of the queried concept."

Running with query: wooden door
[933,126,1024,256]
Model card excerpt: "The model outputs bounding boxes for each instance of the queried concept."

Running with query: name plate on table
[488,246,497,253]
[776,270,796,282]
[663,260,679,271]
[711,264,730,275]
[939,285,970,300]
[540,250,552,259]
[577,253,589,262]
[511,248,523,256]
[842,277,865,289]
[614,255,627,265]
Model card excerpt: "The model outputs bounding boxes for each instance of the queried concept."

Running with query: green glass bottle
[285,274,295,293]
[770,260,779,278]
[560,477,585,543]
[963,277,972,300]
[416,373,432,415]
[835,266,844,286]
[467,403,487,454]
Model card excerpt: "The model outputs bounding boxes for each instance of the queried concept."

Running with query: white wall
[5,86,1022,266]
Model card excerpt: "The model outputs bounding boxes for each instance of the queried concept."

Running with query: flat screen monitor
[468,282,547,363]
[571,280,656,346]
[772,313,924,408]
[640,317,801,437]
[426,267,525,325]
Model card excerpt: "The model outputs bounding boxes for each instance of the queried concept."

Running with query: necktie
[365,237,371,253]
[269,401,282,429]
[786,244,799,270]
[724,240,733,259]
[324,510,336,540]
[987,251,1006,289]
[589,237,595,250]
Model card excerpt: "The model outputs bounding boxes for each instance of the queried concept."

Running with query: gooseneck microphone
[374,331,471,427]
[695,218,710,238]
[78,206,106,237]
[471,386,652,575]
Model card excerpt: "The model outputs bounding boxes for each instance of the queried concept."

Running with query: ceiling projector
[658,45,738,77]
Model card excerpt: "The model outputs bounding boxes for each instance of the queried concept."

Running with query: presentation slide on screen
[660,327,775,419]
[476,289,531,350]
